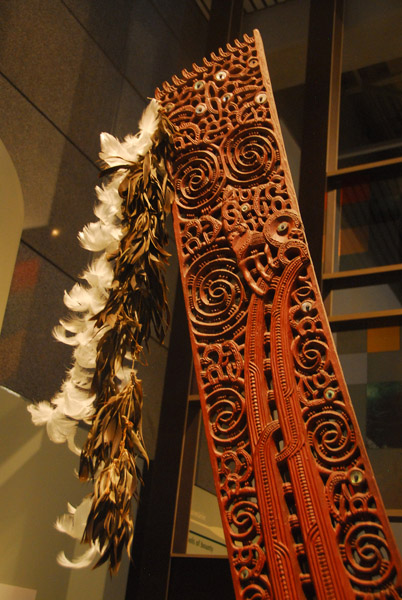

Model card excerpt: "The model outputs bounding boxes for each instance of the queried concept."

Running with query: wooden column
[298,0,344,282]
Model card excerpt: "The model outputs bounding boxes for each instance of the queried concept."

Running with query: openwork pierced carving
[156,30,402,600]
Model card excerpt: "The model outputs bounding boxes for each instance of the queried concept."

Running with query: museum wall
[0,1,207,598]
[0,140,24,331]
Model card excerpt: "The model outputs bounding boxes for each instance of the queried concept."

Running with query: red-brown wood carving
[156,30,402,599]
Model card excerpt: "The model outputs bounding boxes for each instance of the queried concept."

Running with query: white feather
[115,365,134,387]
[46,410,78,444]
[55,496,101,567]
[93,200,120,226]
[67,503,76,515]
[99,132,133,167]
[78,221,123,252]
[54,381,95,421]
[64,284,107,314]
[28,402,80,451]
[53,324,81,346]
[57,543,101,569]
[80,255,114,290]
[68,364,93,390]
[27,401,55,425]
[95,182,121,205]
[55,496,93,539]
[105,239,120,256]
[61,378,94,403]
[95,184,123,218]
[138,98,160,137]
[66,435,82,456]
[53,319,99,347]
[58,317,87,334]
[73,343,97,370]
[99,131,144,167]
[99,99,160,167]
[73,321,98,346]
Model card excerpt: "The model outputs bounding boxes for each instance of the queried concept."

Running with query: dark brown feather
[77,111,177,574]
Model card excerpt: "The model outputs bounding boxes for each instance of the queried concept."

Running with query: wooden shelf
[329,308,402,331]
[323,264,402,291]
[387,510,402,521]
[327,156,402,190]
[188,393,201,403]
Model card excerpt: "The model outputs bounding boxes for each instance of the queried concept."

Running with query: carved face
[226,223,251,255]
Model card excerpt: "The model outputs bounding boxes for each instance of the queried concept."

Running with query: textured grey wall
[0,1,207,597]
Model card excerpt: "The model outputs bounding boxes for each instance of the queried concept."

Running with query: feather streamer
[28,98,176,574]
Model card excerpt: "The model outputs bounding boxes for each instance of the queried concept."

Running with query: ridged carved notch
[156,30,402,600]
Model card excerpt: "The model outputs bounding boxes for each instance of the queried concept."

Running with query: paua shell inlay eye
[215,70,227,81]
[324,388,335,400]
[222,93,233,103]
[241,203,250,213]
[194,80,205,90]
[165,102,174,112]
[301,301,312,313]
[349,469,364,485]
[255,92,267,104]
[276,221,288,234]
[195,103,207,114]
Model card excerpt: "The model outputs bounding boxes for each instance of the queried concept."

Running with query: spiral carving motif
[222,125,279,185]
[305,407,358,468]
[242,582,272,600]
[342,520,394,588]
[207,388,248,447]
[220,448,253,494]
[175,149,225,212]
[292,336,328,373]
[226,496,262,541]
[187,249,247,341]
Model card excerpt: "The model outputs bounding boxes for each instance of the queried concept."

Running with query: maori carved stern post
[156,30,402,600]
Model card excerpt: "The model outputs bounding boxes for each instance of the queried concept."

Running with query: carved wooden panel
[156,30,402,600]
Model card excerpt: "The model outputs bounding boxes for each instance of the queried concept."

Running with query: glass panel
[335,325,402,509]
[339,59,402,167]
[339,4,402,168]
[331,283,402,316]
[187,485,227,556]
[186,426,227,556]
[331,174,402,272]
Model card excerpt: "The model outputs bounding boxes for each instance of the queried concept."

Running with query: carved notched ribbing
[156,31,402,600]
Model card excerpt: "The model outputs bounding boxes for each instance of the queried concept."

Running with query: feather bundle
[28,99,176,574]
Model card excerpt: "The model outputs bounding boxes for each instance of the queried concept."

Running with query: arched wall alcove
[0,138,24,332]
